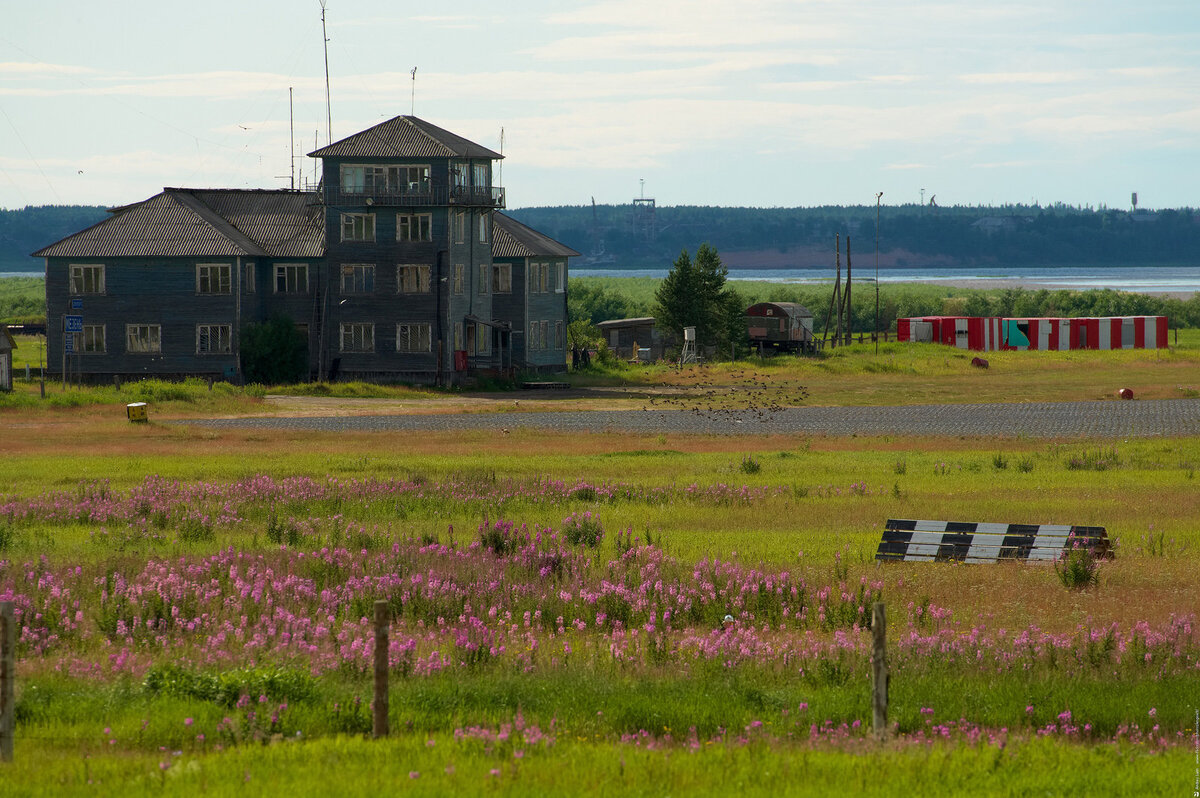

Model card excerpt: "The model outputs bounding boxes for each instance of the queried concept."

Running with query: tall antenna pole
[289,87,295,190]
[875,191,883,355]
[410,67,417,115]
[498,127,504,187]
[320,1,332,146]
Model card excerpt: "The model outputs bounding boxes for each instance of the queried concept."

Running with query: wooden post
[373,600,389,739]
[1,601,14,762]
[871,602,888,741]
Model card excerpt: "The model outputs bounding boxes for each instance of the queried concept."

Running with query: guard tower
[679,326,697,365]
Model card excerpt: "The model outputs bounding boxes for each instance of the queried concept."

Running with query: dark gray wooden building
[34,115,576,385]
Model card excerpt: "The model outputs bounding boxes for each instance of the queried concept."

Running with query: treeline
[570,277,1200,338]
[510,203,1200,269]
[0,205,110,270]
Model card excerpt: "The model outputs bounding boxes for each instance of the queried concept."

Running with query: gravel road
[181,398,1200,438]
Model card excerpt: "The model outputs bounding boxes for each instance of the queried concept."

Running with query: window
[451,163,467,190]
[476,322,490,355]
[275,264,308,293]
[531,263,548,294]
[453,322,464,351]
[478,214,489,243]
[69,264,105,295]
[340,323,374,353]
[555,321,564,350]
[341,213,375,242]
[541,321,549,351]
[197,264,231,294]
[295,323,309,343]
[555,262,565,293]
[197,324,232,354]
[341,164,430,194]
[453,211,466,244]
[453,264,464,295]
[126,324,161,354]
[396,322,432,353]
[478,263,489,294]
[340,264,375,294]
[71,324,105,354]
[397,214,432,242]
[244,262,256,293]
[492,263,512,294]
[397,264,431,294]
[529,321,540,350]
[473,163,488,188]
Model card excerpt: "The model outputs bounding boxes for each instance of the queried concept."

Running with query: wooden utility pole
[373,600,389,739]
[823,235,843,347]
[871,602,888,741]
[1,601,14,762]
[844,237,853,346]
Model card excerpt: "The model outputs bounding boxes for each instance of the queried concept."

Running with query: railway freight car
[746,302,814,353]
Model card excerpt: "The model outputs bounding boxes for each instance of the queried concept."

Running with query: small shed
[0,325,16,391]
[596,317,665,361]
[746,302,814,352]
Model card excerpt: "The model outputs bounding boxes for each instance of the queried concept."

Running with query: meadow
[1,329,1199,794]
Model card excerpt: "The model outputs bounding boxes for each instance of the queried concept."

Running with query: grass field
[1,339,1198,795]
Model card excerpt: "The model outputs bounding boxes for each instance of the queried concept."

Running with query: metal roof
[33,189,324,259]
[309,116,503,160]
[597,317,657,328]
[492,213,581,259]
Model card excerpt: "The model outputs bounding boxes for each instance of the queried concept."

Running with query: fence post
[1,601,14,762]
[373,600,389,739]
[871,602,888,741]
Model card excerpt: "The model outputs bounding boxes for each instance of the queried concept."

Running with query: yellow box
[126,402,148,423]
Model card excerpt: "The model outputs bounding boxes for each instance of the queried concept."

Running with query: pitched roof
[33,189,324,259]
[309,115,503,160]
[492,213,581,259]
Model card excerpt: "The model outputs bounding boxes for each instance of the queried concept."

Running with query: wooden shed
[745,302,814,353]
[0,325,15,391]
[596,317,665,361]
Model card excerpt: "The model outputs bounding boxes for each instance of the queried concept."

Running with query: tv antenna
[320,0,332,145]
[410,67,417,115]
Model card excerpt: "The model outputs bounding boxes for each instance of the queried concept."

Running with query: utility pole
[875,192,883,355]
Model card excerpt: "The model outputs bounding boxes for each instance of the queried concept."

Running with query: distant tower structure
[632,178,657,245]
[1131,192,1138,212]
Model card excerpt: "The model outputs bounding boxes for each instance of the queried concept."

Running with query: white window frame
[340,263,375,294]
[72,324,105,354]
[126,324,161,354]
[555,262,565,293]
[340,322,375,353]
[472,162,488,188]
[453,211,466,244]
[196,263,232,295]
[478,214,489,243]
[478,263,489,295]
[397,264,432,294]
[69,264,105,295]
[244,262,256,293]
[397,213,433,242]
[274,264,309,293]
[396,322,432,353]
[492,263,512,294]
[453,263,464,295]
[340,213,376,242]
[196,324,232,354]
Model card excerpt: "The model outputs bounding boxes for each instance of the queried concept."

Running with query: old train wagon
[746,302,814,352]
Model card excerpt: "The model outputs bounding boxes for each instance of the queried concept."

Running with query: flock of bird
[640,368,809,424]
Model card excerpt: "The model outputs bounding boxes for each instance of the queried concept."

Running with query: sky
[2,1,1199,211]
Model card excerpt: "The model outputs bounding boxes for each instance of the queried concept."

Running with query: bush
[561,512,604,547]
[1055,547,1100,589]
[241,315,307,385]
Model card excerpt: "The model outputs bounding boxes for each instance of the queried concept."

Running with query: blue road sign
[65,315,83,333]
[71,298,83,309]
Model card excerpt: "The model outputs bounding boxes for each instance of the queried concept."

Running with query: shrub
[562,512,604,547]
[739,455,761,474]
[1055,546,1100,590]
[241,315,307,385]
[992,453,1008,470]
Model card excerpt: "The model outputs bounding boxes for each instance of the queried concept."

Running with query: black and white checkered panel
[875,519,1108,563]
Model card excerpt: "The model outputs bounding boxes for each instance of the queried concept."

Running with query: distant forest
[4,202,1200,272]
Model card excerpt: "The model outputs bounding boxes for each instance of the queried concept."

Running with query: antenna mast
[320,1,332,145]
[289,87,295,190]
[410,67,417,115]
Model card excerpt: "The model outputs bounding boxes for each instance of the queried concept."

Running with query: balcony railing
[332,185,505,208]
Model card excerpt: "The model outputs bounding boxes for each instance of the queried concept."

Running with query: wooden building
[597,317,668,361]
[0,325,14,391]
[34,116,576,385]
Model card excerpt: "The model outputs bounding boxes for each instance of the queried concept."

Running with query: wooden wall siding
[46,257,243,378]
[492,257,527,363]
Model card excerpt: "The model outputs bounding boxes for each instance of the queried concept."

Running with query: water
[572,265,1200,294]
